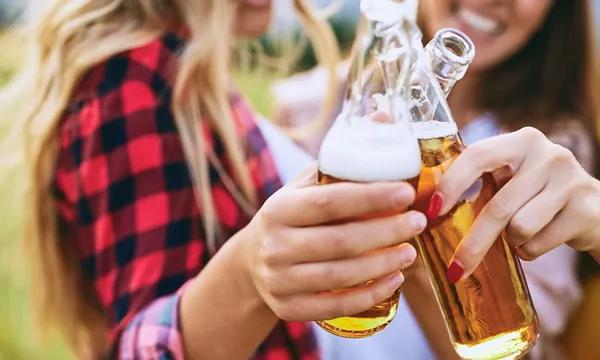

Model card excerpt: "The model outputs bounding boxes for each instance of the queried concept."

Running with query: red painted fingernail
[426,192,443,220]
[446,260,464,284]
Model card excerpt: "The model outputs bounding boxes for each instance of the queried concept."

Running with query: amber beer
[315,103,423,338]
[412,121,539,360]
[316,171,419,338]
[315,0,423,337]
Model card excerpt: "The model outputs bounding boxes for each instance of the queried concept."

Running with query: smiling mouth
[455,7,505,36]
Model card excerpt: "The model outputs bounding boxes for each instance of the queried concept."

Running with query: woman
[273,0,599,358]
[7,1,426,358]
[415,0,600,275]
[412,1,599,357]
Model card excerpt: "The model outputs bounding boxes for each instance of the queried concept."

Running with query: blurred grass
[234,70,277,118]
[0,30,276,359]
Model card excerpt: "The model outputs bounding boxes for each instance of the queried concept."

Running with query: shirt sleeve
[118,282,192,359]
[55,62,205,358]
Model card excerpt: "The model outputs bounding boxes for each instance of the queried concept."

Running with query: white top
[256,117,314,183]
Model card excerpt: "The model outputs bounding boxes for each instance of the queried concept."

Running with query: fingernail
[426,192,443,220]
[396,245,418,265]
[389,272,404,290]
[446,260,464,284]
[393,186,413,207]
[410,212,427,231]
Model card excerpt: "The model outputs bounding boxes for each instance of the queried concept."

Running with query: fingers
[274,272,404,321]
[268,181,416,226]
[516,206,583,261]
[370,111,394,124]
[289,163,319,188]
[505,184,569,247]
[287,211,427,262]
[491,165,514,188]
[448,165,547,281]
[437,128,545,215]
[517,195,599,260]
[276,244,417,295]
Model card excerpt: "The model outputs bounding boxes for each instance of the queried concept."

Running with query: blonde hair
[3,0,339,357]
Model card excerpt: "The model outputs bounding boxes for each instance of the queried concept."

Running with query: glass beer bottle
[410,27,540,360]
[316,0,422,338]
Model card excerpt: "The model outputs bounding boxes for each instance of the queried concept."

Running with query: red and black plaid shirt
[54,32,318,359]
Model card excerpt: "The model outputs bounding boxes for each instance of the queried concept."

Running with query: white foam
[411,121,458,140]
[318,109,422,182]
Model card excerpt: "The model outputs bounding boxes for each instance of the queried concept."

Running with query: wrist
[179,229,278,358]
[226,229,274,316]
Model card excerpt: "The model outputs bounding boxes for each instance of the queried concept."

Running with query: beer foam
[318,111,422,182]
[411,121,458,140]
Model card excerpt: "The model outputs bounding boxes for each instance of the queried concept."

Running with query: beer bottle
[316,0,422,338]
[410,26,540,360]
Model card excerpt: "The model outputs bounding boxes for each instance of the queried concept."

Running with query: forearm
[402,260,460,360]
[180,233,278,359]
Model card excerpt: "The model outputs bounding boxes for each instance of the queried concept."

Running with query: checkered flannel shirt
[54,32,319,360]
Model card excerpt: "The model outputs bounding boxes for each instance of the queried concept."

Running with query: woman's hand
[432,127,600,282]
[241,168,427,321]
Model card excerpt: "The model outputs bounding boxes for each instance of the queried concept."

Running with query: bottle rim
[433,28,475,66]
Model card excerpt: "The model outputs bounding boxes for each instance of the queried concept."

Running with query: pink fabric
[119,282,189,359]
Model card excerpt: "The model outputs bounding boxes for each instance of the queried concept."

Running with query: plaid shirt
[54,32,319,360]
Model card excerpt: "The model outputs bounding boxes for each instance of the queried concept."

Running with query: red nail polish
[426,192,443,220]
[446,260,464,284]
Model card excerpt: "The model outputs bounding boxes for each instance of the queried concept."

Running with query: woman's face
[235,0,273,37]
[421,0,553,72]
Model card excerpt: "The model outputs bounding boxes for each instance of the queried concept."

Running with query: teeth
[457,7,499,34]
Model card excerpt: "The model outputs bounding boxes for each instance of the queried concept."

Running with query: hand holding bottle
[433,127,600,281]
[240,168,425,322]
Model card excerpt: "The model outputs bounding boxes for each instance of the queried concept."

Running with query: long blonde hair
[4,0,339,356]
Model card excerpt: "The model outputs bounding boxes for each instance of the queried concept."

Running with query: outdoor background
[0,1,599,359]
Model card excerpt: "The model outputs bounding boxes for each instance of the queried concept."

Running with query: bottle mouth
[434,28,475,66]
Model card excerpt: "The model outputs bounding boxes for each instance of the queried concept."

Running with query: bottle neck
[407,28,474,130]
[425,28,475,98]
[344,18,413,122]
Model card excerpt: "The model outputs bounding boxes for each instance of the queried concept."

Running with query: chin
[235,6,273,37]
[236,21,271,37]
[469,56,496,74]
